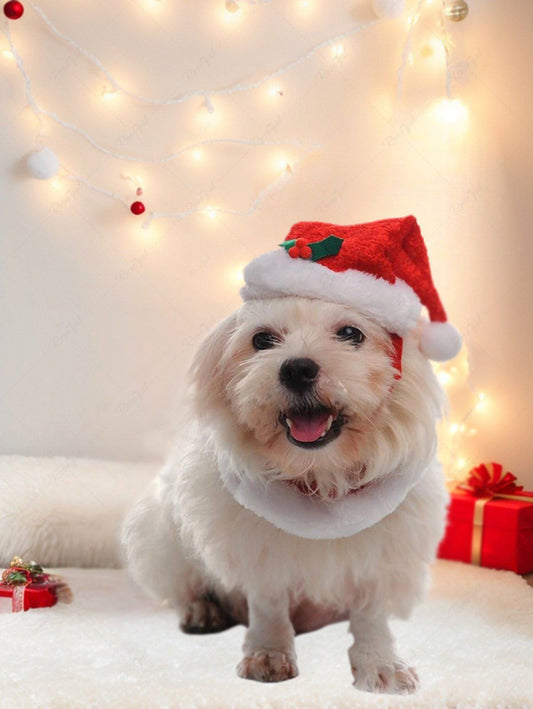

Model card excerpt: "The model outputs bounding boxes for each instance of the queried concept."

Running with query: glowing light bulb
[433,98,468,125]
[140,220,158,240]
[225,0,240,12]
[2,49,14,61]
[295,0,315,18]
[231,265,245,287]
[450,423,459,434]
[474,393,487,412]
[101,85,118,101]
[205,206,217,219]
[221,0,244,24]
[437,371,451,386]
[457,458,467,469]
[203,96,215,114]
[269,86,283,97]
[192,149,203,162]
[275,157,292,173]
[51,178,62,191]
[331,44,344,58]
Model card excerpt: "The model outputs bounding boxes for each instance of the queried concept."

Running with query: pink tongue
[289,412,330,443]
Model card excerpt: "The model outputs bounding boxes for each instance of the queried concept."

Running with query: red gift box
[438,463,533,574]
[0,557,72,613]
[0,580,60,613]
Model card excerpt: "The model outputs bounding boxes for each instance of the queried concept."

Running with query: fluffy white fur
[123,297,449,694]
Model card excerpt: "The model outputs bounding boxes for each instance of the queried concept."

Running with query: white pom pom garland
[420,321,462,362]
[26,147,60,180]
[372,0,406,19]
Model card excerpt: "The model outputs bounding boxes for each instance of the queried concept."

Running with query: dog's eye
[336,326,365,346]
[252,331,279,350]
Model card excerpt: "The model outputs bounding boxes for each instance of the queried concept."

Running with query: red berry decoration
[288,237,312,260]
[3,1,24,19]
[130,201,145,215]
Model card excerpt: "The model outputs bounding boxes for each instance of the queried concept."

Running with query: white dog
[123,217,460,694]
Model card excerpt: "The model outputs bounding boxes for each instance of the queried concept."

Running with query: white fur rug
[0,560,531,708]
[0,456,157,568]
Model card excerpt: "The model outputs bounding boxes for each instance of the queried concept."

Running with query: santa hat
[240,215,461,361]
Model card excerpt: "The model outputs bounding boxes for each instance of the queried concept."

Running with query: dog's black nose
[279,358,320,393]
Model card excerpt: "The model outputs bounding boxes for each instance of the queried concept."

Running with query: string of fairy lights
[2,0,470,226]
[433,349,488,479]
[2,0,484,476]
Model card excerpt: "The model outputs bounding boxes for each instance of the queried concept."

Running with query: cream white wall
[2,1,532,485]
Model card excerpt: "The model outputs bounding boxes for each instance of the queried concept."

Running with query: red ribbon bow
[458,462,523,498]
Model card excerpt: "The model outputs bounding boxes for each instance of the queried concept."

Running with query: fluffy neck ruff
[217,448,430,540]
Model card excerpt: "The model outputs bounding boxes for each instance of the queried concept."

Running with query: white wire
[396,0,425,98]
[4,21,317,163]
[26,1,378,106]
[143,164,294,227]
[439,0,453,99]
[63,171,130,208]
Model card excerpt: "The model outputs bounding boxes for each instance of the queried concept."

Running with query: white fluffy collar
[217,450,428,540]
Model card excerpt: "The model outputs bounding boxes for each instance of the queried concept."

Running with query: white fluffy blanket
[0,456,156,568]
[1,561,531,708]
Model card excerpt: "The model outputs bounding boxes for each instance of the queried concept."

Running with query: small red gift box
[438,463,533,574]
[0,581,60,613]
[0,557,72,613]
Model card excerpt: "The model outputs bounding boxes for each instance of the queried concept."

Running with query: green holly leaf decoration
[280,234,344,262]
[309,235,344,261]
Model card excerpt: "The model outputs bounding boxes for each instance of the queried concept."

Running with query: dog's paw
[351,659,419,695]
[179,597,235,634]
[237,650,299,683]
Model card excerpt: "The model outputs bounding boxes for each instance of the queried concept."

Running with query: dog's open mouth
[279,407,344,449]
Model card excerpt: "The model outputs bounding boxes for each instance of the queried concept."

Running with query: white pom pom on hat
[241,216,462,362]
[419,320,462,361]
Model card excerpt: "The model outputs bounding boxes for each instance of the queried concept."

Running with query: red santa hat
[240,215,461,361]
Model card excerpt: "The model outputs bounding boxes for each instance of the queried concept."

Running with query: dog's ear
[189,311,239,413]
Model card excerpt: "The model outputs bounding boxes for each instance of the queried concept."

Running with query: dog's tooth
[286,418,293,429]
[320,431,327,438]
[326,415,333,431]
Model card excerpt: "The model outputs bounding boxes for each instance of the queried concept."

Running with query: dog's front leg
[237,591,298,683]
[348,608,419,694]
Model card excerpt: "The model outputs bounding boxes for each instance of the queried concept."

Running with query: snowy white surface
[0,560,531,708]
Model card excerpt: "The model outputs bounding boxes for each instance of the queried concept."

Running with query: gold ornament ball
[444,0,469,22]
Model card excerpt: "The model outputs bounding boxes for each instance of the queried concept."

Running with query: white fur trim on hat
[419,321,462,361]
[241,250,421,336]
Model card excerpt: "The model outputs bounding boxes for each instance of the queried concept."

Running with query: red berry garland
[3,1,24,19]
[130,201,145,215]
